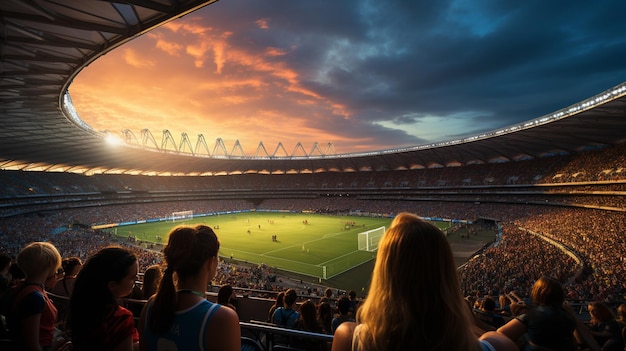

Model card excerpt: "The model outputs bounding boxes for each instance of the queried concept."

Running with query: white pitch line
[317,250,360,266]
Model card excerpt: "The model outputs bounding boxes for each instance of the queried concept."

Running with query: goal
[171,210,193,222]
[357,226,386,252]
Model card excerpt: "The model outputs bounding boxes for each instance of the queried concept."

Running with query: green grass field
[108,212,454,279]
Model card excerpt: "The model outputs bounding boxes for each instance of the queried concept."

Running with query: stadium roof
[1,1,626,176]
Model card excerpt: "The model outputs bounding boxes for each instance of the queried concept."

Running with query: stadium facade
[1,0,626,176]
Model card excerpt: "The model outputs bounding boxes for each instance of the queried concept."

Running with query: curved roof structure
[2,0,626,176]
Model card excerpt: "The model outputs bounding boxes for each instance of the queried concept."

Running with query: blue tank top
[143,299,220,351]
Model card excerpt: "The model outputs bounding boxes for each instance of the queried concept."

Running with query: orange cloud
[122,48,155,68]
[265,47,287,57]
[70,13,369,155]
[155,38,183,56]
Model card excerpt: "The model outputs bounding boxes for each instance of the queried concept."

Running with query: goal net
[357,226,386,252]
[171,210,193,222]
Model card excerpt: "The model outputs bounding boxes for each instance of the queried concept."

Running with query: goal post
[358,226,386,252]
[171,210,193,222]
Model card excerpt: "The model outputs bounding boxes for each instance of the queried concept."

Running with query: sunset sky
[69,0,626,156]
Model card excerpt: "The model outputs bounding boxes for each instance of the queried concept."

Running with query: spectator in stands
[332,213,517,351]
[217,284,237,311]
[3,242,62,351]
[51,256,82,297]
[267,291,284,323]
[0,252,11,294]
[8,262,25,287]
[476,297,507,329]
[272,288,300,328]
[498,293,512,317]
[320,288,334,304]
[293,300,325,351]
[127,264,162,318]
[347,290,359,315]
[617,303,626,327]
[295,300,324,333]
[131,265,162,300]
[138,225,240,351]
[318,301,333,334]
[497,275,599,351]
[587,302,623,351]
[69,246,139,351]
[331,296,355,333]
[617,304,626,350]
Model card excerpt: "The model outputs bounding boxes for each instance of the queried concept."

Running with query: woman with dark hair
[296,300,324,334]
[267,292,285,323]
[497,275,599,351]
[51,256,82,297]
[293,300,325,351]
[587,302,623,351]
[69,247,139,351]
[217,284,237,311]
[139,265,162,300]
[332,212,516,351]
[138,225,240,351]
[318,301,333,335]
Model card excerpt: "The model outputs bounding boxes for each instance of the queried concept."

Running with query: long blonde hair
[355,212,480,351]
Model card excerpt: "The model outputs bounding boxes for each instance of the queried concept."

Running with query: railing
[240,321,333,351]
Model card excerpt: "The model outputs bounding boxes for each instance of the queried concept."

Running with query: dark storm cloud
[198,0,626,147]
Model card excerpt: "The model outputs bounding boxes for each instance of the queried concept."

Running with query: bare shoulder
[213,303,239,322]
[479,331,518,351]
[206,304,241,351]
[332,322,357,351]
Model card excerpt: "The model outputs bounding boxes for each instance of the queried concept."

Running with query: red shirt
[101,306,139,348]
[73,305,138,350]
[12,283,58,347]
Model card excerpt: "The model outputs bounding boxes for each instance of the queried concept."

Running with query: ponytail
[149,266,177,333]
[147,225,219,333]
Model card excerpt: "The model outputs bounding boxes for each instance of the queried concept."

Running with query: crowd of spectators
[0,143,624,198]
[1,197,624,308]
[0,142,624,337]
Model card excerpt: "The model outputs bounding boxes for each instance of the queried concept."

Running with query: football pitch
[109,212,453,279]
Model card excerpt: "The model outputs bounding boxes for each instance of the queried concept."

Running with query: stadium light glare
[105,133,124,146]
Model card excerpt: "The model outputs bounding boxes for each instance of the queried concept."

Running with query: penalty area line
[317,249,360,266]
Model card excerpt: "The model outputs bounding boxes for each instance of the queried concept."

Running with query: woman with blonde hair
[138,225,240,351]
[332,212,516,351]
[4,242,62,351]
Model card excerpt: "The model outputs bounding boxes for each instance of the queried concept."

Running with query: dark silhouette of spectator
[319,287,335,309]
[476,297,507,329]
[331,296,354,334]
[347,290,359,315]
[497,275,599,351]
[318,301,333,334]
[272,288,300,328]
[133,265,162,300]
[587,302,623,351]
[217,284,238,311]
[295,300,324,333]
[267,291,284,323]
[0,252,11,294]
[294,300,325,351]
[51,256,82,297]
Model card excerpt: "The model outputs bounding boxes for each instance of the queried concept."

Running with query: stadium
[1,1,625,350]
